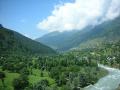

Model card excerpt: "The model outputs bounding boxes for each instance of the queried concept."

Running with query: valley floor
[0,68,55,90]
[0,65,108,90]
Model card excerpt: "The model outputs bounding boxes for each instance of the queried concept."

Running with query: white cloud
[37,0,120,32]
[104,0,120,20]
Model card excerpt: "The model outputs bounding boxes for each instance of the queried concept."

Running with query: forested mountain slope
[0,25,56,56]
[36,16,120,51]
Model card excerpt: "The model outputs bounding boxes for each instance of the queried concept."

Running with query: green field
[0,68,55,90]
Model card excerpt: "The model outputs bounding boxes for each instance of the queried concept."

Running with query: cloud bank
[37,0,120,32]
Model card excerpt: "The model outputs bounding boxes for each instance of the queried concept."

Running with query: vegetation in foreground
[0,41,119,90]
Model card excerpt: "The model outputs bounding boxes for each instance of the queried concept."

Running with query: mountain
[0,25,56,56]
[36,30,79,50]
[36,16,120,51]
[76,17,120,49]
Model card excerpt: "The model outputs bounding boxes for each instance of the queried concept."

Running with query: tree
[33,79,49,90]
[20,68,29,75]
[13,75,29,90]
[0,71,6,87]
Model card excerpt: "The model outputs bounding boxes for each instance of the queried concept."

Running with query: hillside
[0,25,56,56]
[36,30,79,50]
[36,16,120,51]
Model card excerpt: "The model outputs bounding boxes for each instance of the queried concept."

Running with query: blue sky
[0,0,73,39]
[0,0,120,39]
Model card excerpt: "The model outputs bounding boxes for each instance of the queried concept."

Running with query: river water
[84,64,120,90]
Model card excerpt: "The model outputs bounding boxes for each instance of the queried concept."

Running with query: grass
[29,68,55,85]
[0,68,55,90]
[0,70,19,90]
[0,67,107,90]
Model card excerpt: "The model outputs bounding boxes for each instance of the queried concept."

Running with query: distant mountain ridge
[36,30,79,50]
[36,16,120,51]
[0,26,56,56]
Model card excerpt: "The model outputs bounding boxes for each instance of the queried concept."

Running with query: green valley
[0,3,120,90]
[0,39,120,90]
[0,19,120,89]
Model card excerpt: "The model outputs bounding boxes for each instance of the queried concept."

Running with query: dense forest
[0,25,56,56]
[0,40,119,90]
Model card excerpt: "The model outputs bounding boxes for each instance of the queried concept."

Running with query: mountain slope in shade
[0,25,56,55]
[36,30,80,50]
[77,16,120,49]
[36,16,120,51]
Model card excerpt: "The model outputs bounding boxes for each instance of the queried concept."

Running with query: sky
[0,0,120,39]
[0,0,73,39]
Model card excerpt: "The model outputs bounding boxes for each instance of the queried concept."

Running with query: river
[83,64,120,90]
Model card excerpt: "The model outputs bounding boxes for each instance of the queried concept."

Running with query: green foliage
[13,75,29,90]
[0,27,56,56]
[32,79,49,90]
[0,48,109,90]
[0,71,6,79]
[0,71,6,86]
[0,70,20,90]
[1,24,119,90]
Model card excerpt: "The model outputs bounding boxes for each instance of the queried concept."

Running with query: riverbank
[105,63,120,70]
[83,64,120,90]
